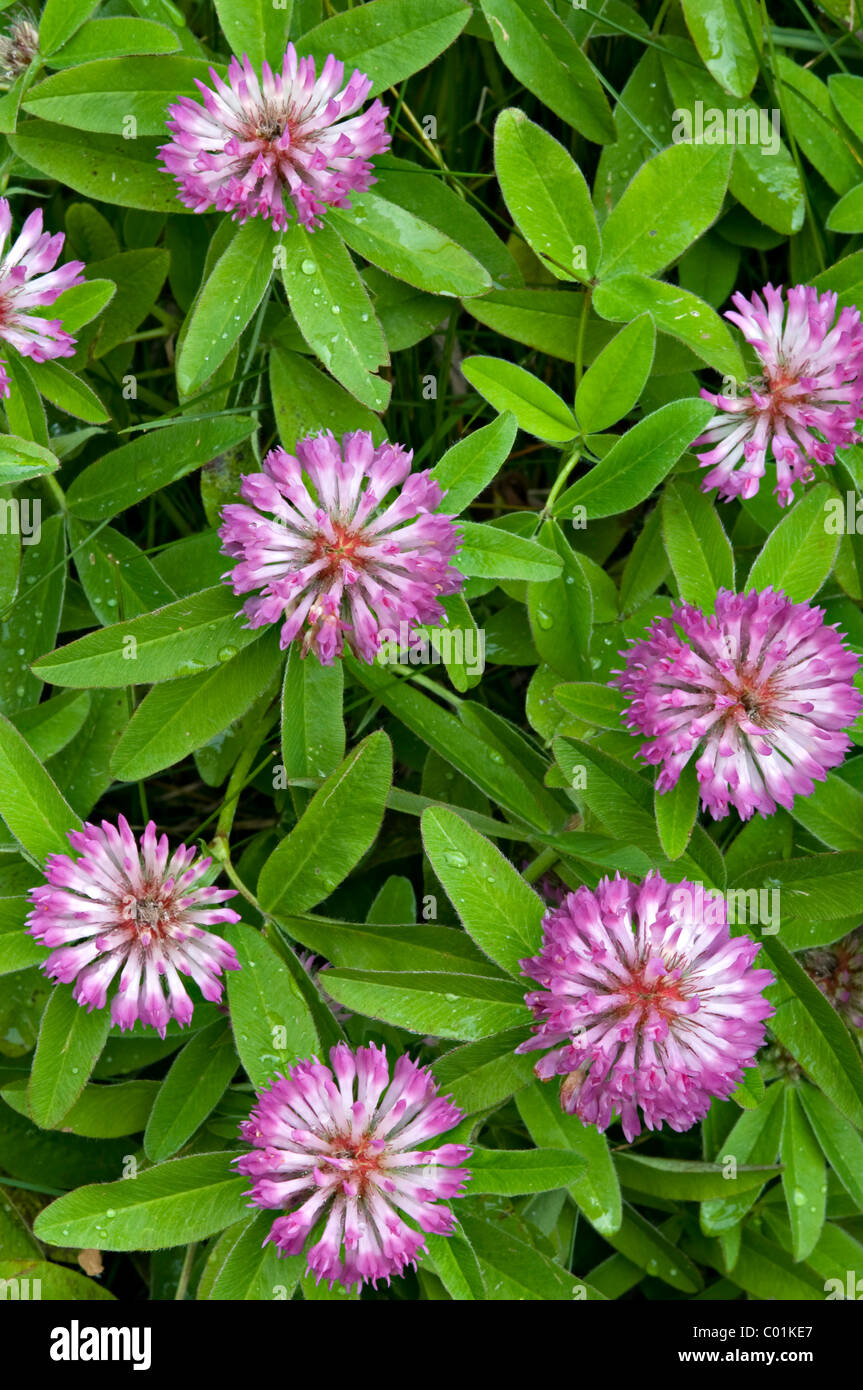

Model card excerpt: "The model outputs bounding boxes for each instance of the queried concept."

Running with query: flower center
[313,522,364,575]
[326,1131,383,1193]
[255,114,285,142]
[724,669,777,726]
[621,961,685,1021]
[132,896,166,944]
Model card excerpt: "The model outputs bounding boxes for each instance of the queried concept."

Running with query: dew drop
[301,259,315,275]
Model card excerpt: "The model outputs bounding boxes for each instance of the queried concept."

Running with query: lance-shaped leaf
[258,731,392,915]
[33,1152,251,1249]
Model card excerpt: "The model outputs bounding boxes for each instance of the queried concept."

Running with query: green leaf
[33,587,260,688]
[257,731,392,915]
[460,1211,607,1299]
[366,875,415,924]
[270,346,384,454]
[494,108,599,283]
[10,121,181,213]
[554,399,714,520]
[67,416,255,521]
[662,39,804,237]
[11,693,90,765]
[575,315,655,433]
[746,483,839,600]
[828,72,863,146]
[0,434,58,484]
[1,1078,157,1138]
[331,193,491,298]
[655,759,699,861]
[279,220,389,411]
[110,632,281,779]
[681,0,761,98]
[552,682,625,730]
[429,413,517,514]
[50,277,116,334]
[47,17,182,66]
[214,0,291,68]
[761,934,863,1130]
[461,356,577,442]
[33,1152,251,1249]
[3,357,48,448]
[28,987,112,1129]
[555,735,726,887]
[457,521,564,580]
[223,923,319,1090]
[203,1211,302,1300]
[421,806,544,975]
[598,142,732,280]
[424,1223,486,1300]
[528,522,593,680]
[616,1152,777,1202]
[780,1086,826,1262]
[0,1258,115,1299]
[692,1227,826,1298]
[177,219,274,396]
[0,512,65,714]
[322,966,528,1040]
[22,56,219,136]
[0,895,46,975]
[281,647,345,781]
[375,155,521,290]
[468,1147,586,1195]
[661,477,734,610]
[788,772,863,852]
[827,186,863,234]
[776,54,859,197]
[604,1204,703,1291]
[144,1020,238,1162]
[478,0,614,144]
[300,0,471,97]
[732,852,863,920]
[25,359,109,424]
[799,1082,863,1209]
[433,1030,537,1113]
[347,657,562,829]
[39,0,99,54]
[0,713,80,860]
[70,520,176,625]
[593,274,745,378]
[275,915,499,976]
[516,1080,622,1234]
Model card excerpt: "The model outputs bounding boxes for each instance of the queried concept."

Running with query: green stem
[175,1243,198,1301]
[543,446,582,519]
[575,286,592,391]
[213,709,276,847]
[522,846,560,884]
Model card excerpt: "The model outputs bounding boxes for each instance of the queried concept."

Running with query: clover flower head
[159,45,390,231]
[518,872,774,1141]
[219,429,463,665]
[237,1043,471,1290]
[694,284,863,506]
[27,816,240,1037]
[612,588,861,821]
[0,198,84,398]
